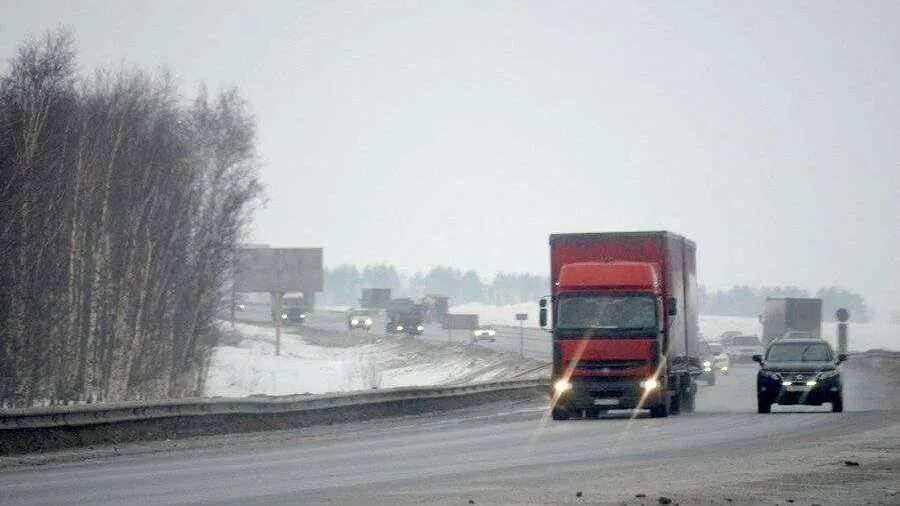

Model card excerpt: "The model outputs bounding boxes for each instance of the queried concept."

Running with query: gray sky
[3,1,898,317]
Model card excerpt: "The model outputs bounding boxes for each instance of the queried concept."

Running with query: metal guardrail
[0,379,549,431]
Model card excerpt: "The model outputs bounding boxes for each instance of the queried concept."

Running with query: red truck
[539,231,701,419]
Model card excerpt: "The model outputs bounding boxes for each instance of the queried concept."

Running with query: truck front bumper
[556,378,662,411]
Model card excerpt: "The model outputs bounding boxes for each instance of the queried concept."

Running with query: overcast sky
[3,1,898,317]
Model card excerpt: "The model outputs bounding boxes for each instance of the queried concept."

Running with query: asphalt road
[2,358,898,505]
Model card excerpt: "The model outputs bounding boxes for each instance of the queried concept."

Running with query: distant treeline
[326,265,873,323]
[323,264,548,306]
[699,285,872,323]
[0,32,261,407]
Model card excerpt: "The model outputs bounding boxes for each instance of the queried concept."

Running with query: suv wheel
[757,397,771,414]
[831,395,844,413]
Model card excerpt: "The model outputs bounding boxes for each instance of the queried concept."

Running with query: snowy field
[204,322,543,398]
[451,302,900,352]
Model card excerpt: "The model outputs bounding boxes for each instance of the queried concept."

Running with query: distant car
[754,338,846,413]
[719,330,743,346]
[697,340,718,385]
[726,335,764,362]
[346,309,374,331]
[708,342,731,375]
[472,325,497,342]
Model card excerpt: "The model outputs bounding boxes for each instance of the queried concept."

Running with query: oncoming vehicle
[272,294,309,324]
[708,342,730,375]
[346,309,374,331]
[697,340,717,385]
[753,338,846,413]
[726,335,764,362]
[472,325,497,342]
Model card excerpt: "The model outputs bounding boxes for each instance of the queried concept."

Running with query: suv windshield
[732,335,760,346]
[556,294,657,335]
[710,344,724,354]
[766,342,832,362]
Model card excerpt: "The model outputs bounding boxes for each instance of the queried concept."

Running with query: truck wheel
[551,407,570,420]
[831,395,843,413]
[757,397,771,414]
[683,385,696,413]
[649,402,669,418]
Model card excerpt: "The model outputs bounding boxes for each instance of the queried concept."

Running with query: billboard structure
[234,248,323,295]
[233,247,323,355]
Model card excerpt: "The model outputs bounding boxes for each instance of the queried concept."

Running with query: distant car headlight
[300,313,307,319]
[702,360,711,367]
[818,369,840,380]
[488,330,496,337]
[554,379,572,393]
[364,319,372,326]
[720,366,729,372]
[640,378,660,390]
[281,313,288,320]
[351,319,359,325]
[396,325,404,331]
[416,325,424,332]
[473,331,482,337]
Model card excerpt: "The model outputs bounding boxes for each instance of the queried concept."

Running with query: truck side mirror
[539,298,548,328]
[752,354,762,363]
[837,353,847,362]
[667,297,677,316]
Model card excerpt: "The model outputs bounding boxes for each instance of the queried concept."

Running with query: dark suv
[753,338,846,413]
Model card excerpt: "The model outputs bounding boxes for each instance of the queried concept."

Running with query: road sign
[835,308,850,323]
[443,314,479,330]
[515,313,528,321]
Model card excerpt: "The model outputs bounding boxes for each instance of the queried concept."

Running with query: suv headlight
[818,369,840,380]
[759,370,782,381]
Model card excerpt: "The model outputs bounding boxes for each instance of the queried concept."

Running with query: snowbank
[451,303,900,352]
[204,323,541,398]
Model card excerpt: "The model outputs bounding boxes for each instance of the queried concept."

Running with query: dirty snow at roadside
[204,322,544,398]
[451,302,900,352]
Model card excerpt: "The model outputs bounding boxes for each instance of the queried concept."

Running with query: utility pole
[273,291,283,356]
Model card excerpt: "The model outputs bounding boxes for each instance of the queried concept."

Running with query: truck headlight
[805,380,817,386]
[640,378,659,390]
[351,319,359,325]
[554,380,572,393]
[364,319,372,325]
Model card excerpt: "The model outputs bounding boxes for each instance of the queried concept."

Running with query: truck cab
[542,232,701,419]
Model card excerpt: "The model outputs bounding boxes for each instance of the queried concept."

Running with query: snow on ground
[204,322,543,398]
[451,302,900,352]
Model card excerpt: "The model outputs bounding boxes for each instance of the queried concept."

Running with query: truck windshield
[766,342,832,362]
[556,294,657,336]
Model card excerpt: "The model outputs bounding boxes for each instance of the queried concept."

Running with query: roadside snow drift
[204,323,543,398]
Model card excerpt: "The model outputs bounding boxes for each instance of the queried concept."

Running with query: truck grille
[569,360,646,371]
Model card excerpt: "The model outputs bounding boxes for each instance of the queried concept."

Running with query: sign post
[836,308,850,354]
[515,313,528,357]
